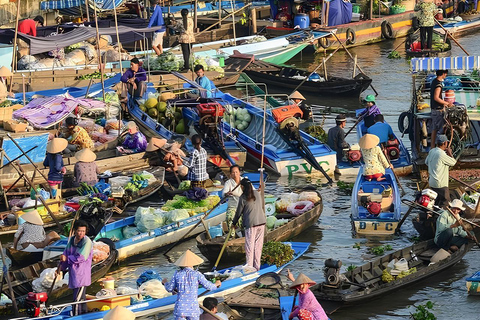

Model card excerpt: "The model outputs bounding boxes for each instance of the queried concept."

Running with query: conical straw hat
[21,210,44,226]
[103,306,135,320]
[175,249,205,267]
[358,134,380,150]
[289,91,306,100]
[289,273,316,288]
[146,137,167,152]
[75,148,97,162]
[46,138,68,154]
[0,66,13,77]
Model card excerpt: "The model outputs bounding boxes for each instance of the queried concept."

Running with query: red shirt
[18,19,37,36]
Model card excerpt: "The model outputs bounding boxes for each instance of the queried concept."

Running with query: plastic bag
[93,249,109,263]
[166,209,190,224]
[298,191,320,204]
[139,279,170,299]
[266,216,277,230]
[287,201,314,216]
[122,226,140,239]
[137,270,162,287]
[33,268,68,292]
[110,176,132,188]
[116,286,139,295]
[274,218,288,229]
[78,118,96,133]
[135,208,165,233]
[105,119,123,132]
[275,199,291,213]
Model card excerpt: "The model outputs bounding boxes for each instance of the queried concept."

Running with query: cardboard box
[3,120,27,133]
[86,294,131,311]
[0,104,23,124]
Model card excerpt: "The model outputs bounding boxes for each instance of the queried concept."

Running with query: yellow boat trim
[333,19,413,39]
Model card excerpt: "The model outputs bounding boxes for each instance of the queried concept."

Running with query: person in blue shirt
[148,0,166,55]
[194,64,214,98]
[367,114,394,144]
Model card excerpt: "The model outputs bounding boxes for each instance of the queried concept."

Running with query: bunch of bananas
[125,175,148,192]
[77,182,100,196]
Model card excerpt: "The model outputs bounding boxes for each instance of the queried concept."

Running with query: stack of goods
[92,241,110,263]
[85,118,122,148]
[381,258,417,283]
[224,106,252,131]
[138,96,185,134]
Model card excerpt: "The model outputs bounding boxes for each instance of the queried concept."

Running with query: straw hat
[146,137,167,152]
[75,148,97,162]
[449,199,466,211]
[289,91,306,101]
[358,134,380,150]
[47,138,68,154]
[103,306,135,320]
[21,210,44,226]
[289,273,316,289]
[175,249,205,267]
[0,66,13,77]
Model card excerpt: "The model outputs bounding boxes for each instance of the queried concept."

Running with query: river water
[53,33,480,319]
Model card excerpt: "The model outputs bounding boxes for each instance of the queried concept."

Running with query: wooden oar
[445,206,480,248]
[381,145,406,196]
[344,113,366,138]
[395,181,428,234]
[212,228,232,271]
[0,240,19,317]
[449,175,478,193]
[434,18,470,56]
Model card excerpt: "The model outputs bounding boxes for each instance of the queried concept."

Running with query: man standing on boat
[148,0,166,55]
[434,199,471,252]
[194,64,214,98]
[186,134,208,188]
[425,134,456,207]
[430,69,453,149]
[359,95,381,128]
[327,114,349,162]
[367,114,394,144]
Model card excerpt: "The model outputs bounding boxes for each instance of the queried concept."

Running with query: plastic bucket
[294,13,310,29]
[445,90,455,104]
[209,225,223,238]
[102,279,115,290]
[218,57,225,67]
[352,4,360,13]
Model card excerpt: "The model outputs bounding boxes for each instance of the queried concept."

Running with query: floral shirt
[361,146,390,176]
[415,2,442,27]
[178,17,195,44]
[164,268,217,318]
[122,132,148,153]
[14,222,46,250]
[68,126,94,150]
[291,289,329,320]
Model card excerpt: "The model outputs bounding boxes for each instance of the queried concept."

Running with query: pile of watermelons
[139,94,186,134]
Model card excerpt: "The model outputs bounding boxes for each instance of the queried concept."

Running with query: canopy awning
[40,0,124,11]
[411,56,480,72]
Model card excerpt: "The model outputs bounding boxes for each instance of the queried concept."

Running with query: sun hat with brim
[146,137,167,152]
[175,249,205,267]
[449,199,466,211]
[289,91,306,101]
[0,66,13,77]
[103,306,135,320]
[75,148,97,162]
[359,134,380,150]
[363,94,376,103]
[289,273,316,289]
[47,138,68,154]
[21,210,44,226]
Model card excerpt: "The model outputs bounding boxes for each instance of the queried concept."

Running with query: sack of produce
[298,191,321,204]
[122,226,141,239]
[92,241,110,263]
[135,208,165,232]
[274,218,288,229]
[139,279,170,299]
[287,201,314,216]
[33,268,68,292]
[266,216,277,230]
[166,209,190,224]
[105,119,123,132]
[64,49,86,66]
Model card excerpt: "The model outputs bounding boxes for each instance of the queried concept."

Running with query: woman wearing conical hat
[73,148,100,187]
[359,134,392,182]
[13,210,60,250]
[286,270,328,320]
[146,137,188,177]
[43,138,68,199]
[162,250,221,319]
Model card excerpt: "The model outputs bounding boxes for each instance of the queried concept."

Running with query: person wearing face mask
[120,58,147,101]
[287,270,329,320]
[430,69,453,149]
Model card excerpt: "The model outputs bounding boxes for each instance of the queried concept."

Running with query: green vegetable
[261,241,294,266]
[369,244,393,256]
[388,50,401,59]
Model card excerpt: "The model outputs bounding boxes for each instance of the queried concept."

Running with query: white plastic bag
[298,191,320,203]
[139,279,170,299]
[287,201,314,216]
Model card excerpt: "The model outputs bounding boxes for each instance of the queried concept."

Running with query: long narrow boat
[351,166,402,235]
[30,242,310,320]
[405,30,452,58]
[196,194,322,262]
[1,239,117,304]
[336,108,413,176]
[313,240,474,314]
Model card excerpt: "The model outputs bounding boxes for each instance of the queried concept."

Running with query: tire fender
[381,21,395,39]
[318,36,332,49]
[346,28,357,45]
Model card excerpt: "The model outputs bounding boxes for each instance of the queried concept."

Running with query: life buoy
[398,111,411,134]
[381,21,395,39]
[318,36,331,49]
[346,28,357,45]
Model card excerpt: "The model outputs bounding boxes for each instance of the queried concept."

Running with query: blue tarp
[2,133,49,165]
[411,56,480,72]
[328,0,352,26]
[40,0,124,11]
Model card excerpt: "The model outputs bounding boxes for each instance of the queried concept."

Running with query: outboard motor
[416,189,438,210]
[299,104,312,121]
[324,259,342,287]
[385,138,400,160]
[345,144,362,163]
[360,193,383,216]
[25,292,48,317]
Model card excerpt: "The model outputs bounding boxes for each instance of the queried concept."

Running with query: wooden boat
[196,195,323,262]
[434,15,480,38]
[1,239,117,304]
[351,166,402,235]
[466,271,480,295]
[336,108,413,176]
[313,240,474,314]
[32,242,310,320]
[405,30,452,57]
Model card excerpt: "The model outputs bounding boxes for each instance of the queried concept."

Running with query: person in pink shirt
[18,16,44,36]
[287,270,329,320]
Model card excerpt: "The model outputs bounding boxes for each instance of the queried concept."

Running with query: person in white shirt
[222,165,243,237]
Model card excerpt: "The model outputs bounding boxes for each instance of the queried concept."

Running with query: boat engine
[385,138,400,160]
[324,259,342,287]
[416,189,438,210]
[25,292,48,317]
[272,105,304,124]
[345,144,362,163]
[360,193,382,215]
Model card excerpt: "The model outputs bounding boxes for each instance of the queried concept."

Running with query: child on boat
[287,270,329,320]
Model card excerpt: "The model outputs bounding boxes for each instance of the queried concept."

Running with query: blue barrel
[294,13,310,29]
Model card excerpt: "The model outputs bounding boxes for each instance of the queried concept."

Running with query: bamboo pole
[198,3,252,36]
[93,4,106,103]
[10,0,21,88]
[194,0,198,30]
[231,0,236,45]
[86,0,91,22]
[218,0,222,26]
[0,241,19,317]
[251,7,257,34]
[353,54,357,78]
[112,0,123,74]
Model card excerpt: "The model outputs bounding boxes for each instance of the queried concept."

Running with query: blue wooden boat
[466,271,480,295]
[335,108,413,176]
[351,166,402,235]
[39,242,311,320]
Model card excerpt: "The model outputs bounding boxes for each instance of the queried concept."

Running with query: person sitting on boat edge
[359,134,392,181]
[231,178,266,271]
[120,58,147,102]
[430,69,453,149]
[194,64,214,98]
[434,199,472,253]
[425,134,456,207]
[148,0,166,55]
[185,134,208,188]
[200,297,228,320]
[162,250,221,320]
[63,116,94,153]
[327,114,349,162]
[359,95,381,128]
[117,121,148,155]
[286,270,329,320]
[367,114,394,144]
[73,148,100,187]
[43,138,68,199]
[146,137,189,177]
[57,219,93,316]
[13,210,60,250]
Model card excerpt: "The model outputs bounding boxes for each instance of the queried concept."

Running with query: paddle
[446,206,480,248]
[212,227,232,272]
[434,18,470,56]
[381,145,406,196]
[344,113,366,139]
[395,181,428,234]
[449,175,478,193]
